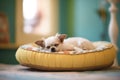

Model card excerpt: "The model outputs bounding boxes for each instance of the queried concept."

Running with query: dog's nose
[51,47,56,52]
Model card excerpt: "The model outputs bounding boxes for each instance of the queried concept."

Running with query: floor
[0,64,120,80]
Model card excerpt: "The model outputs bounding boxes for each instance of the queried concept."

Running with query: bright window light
[23,0,51,35]
[23,0,37,20]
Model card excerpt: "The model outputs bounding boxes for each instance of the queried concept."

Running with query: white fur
[42,34,95,52]
[57,37,95,51]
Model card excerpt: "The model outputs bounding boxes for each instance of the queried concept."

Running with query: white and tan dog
[35,33,95,52]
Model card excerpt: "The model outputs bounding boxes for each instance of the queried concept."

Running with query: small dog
[35,33,95,52]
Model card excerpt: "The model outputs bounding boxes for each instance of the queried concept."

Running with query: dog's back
[64,37,95,50]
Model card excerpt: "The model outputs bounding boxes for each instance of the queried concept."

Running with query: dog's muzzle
[51,47,56,52]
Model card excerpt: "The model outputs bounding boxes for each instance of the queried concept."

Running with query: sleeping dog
[35,33,95,52]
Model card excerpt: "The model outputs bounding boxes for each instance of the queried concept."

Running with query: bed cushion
[15,41,116,71]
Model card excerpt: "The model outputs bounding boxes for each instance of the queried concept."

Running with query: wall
[0,0,15,43]
[59,0,74,37]
[0,49,18,64]
[74,0,103,41]
[0,0,17,64]
[116,4,120,64]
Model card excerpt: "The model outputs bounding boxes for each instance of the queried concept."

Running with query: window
[23,0,51,35]
[16,0,58,45]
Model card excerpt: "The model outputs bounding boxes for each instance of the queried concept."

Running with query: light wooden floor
[0,64,120,80]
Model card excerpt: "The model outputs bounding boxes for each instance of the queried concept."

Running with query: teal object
[59,0,74,37]
[0,49,18,64]
[0,0,15,43]
[74,0,103,41]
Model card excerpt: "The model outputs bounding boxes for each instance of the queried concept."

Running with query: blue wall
[0,0,16,64]
[0,0,15,43]
[116,4,120,64]
[0,49,18,64]
[59,0,74,37]
[74,0,103,41]
[59,0,109,41]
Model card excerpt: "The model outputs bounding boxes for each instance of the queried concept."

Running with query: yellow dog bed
[16,41,116,71]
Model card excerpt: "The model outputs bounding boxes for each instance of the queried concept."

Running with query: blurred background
[0,0,120,64]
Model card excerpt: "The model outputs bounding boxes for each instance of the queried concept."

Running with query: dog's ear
[35,40,45,48]
[57,34,67,43]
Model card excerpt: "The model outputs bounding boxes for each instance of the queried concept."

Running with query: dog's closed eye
[46,46,50,49]
[54,44,59,47]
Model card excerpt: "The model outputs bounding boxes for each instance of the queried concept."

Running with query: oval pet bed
[15,41,116,71]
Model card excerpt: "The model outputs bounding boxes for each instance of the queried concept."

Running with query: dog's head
[35,33,67,52]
